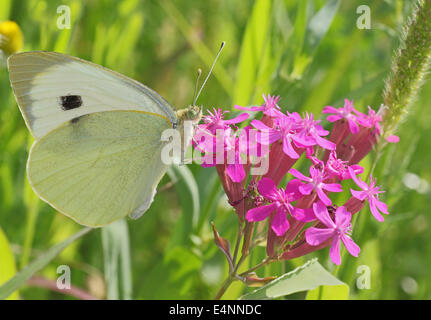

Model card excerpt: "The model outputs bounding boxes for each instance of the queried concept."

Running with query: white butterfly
[8,51,202,227]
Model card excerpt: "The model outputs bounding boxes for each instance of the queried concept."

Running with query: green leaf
[306,283,349,300]
[159,0,234,97]
[0,227,92,300]
[239,259,348,300]
[234,0,272,106]
[304,0,341,55]
[138,246,202,299]
[292,0,308,59]
[302,30,362,113]
[0,0,11,20]
[197,169,222,233]
[167,165,200,247]
[102,219,133,300]
[0,226,19,299]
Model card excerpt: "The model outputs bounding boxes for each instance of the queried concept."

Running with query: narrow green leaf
[101,219,132,300]
[197,170,222,232]
[0,227,92,300]
[168,164,200,229]
[0,0,11,20]
[239,258,347,300]
[306,283,349,300]
[159,0,234,97]
[302,31,362,113]
[0,226,19,299]
[292,0,308,59]
[139,246,202,299]
[304,0,341,55]
[234,0,272,106]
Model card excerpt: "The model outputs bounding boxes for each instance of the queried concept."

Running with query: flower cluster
[193,95,397,265]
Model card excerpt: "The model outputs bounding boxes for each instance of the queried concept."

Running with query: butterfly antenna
[192,68,202,105]
[193,41,225,106]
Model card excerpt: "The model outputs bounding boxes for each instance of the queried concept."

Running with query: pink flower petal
[386,135,400,143]
[257,178,278,199]
[292,133,316,147]
[351,189,367,201]
[299,183,314,195]
[226,163,245,183]
[348,167,368,190]
[271,207,290,236]
[334,206,352,228]
[341,235,360,257]
[323,183,343,193]
[313,201,336,228]
[289,168,311,182]
[251,119,271,131]
[369,198,385,222]
[314,135,336,150]
[224,112,249,124]
[316,188,332,206]
[375,199,389,215]
[246,203,277,222]
[292,207,316,222]
[285,179,303,200]
[327,115,342,122]
[305,227,334,246]
[347,118,359,134]
[322,106,339,114]
[282,135,300,159]
[329,237,342,265]
[235,105,264,111]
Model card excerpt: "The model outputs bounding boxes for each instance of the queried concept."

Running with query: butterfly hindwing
[27,110,171,227]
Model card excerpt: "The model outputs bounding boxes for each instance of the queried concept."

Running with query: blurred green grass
[0,0,430,299]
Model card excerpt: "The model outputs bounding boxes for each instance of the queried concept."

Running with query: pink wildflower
[356,106,382,134]
[200,108,249,134]
[325,151,364,180]
[323,99,364,134]
[289,166,342,205]
[199,129,246,183]
[305,202,360,265]
[246,178,307,236]
[251,113,301,159]
[235,94,283,117]
[292,112,336,150]
[349,168,389,222]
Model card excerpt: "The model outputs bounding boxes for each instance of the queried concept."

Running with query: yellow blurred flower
[0,21,23,56]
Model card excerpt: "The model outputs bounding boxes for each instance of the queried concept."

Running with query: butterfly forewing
[8,51,177,139]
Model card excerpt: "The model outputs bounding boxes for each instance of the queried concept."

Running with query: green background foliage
[0,0,430,299]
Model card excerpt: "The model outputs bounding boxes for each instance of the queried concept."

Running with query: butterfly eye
[187,109,197,119]
[186,106,202,121]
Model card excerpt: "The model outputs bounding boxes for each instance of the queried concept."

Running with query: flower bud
[0,21,23,56]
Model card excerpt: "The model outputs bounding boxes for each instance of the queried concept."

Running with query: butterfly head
[176,105,202,127]
[186,105,202,122]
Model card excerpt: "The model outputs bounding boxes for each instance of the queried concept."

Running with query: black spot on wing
[70,115,85,124]
[60,95,83,111]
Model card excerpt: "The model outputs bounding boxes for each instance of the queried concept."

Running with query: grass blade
[0,226,19,299]
[233,0,272,106]
[0,227,92,300]
[101,219,132,300]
